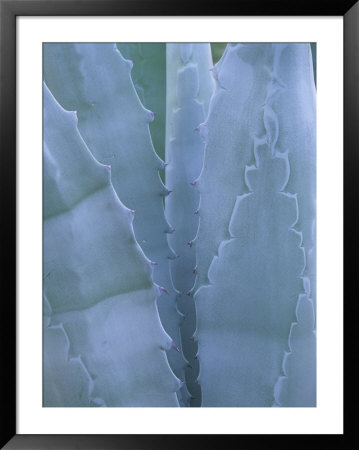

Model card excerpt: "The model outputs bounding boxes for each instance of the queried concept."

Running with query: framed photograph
[2,0,355,448]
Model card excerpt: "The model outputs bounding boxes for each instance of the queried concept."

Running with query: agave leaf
[194,43,316,406]
[196,142,305,406]
[43,314,93,407]
[165,43,214,406]
[267,44,316,406]
[193,43,275,294]
[43,43,187,404]
[116,43,167,166]
[43,83,181,406]
[274,288,316,407]
[269,43,316,312]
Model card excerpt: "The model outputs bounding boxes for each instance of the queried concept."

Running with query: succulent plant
[43,42,316,407]
[165,43,214,406]
[116,43,167,167]
[43,83,181,406]
[193,43,316,407]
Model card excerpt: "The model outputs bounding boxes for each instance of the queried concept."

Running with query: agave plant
[43,42,316,407]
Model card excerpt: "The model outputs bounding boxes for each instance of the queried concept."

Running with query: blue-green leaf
[43,83,181,406]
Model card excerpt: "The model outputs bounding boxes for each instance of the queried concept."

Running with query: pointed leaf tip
[159,286,169,295]
[171,341,180,353]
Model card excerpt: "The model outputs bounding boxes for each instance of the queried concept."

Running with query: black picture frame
[1,0,355,448]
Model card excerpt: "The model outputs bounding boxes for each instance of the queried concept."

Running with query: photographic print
[43,42,316,408]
